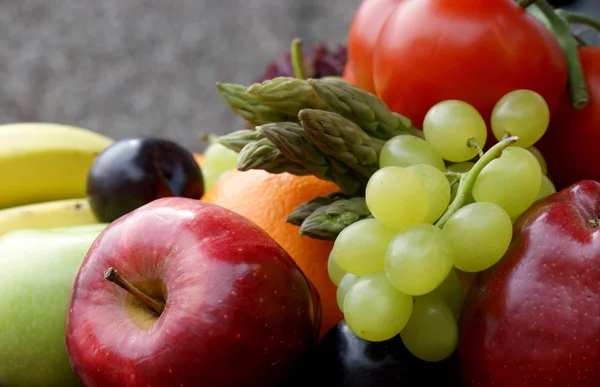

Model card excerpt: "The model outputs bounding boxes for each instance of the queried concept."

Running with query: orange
[193,153,204,168]
[201,169,343,339]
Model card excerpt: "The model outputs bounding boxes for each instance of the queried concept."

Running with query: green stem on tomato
[534,0,589,110]
[557,10,600,33]
[518,0,537,8]
[290,38,306,80]
[435,136,519,228]
[572,33,589,47]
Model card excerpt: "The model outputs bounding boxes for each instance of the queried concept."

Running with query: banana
[0,198,100,237]
[0,123,114,209]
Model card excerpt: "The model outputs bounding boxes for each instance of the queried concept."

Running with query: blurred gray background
[1,0,598,153]
[0,0,360,153]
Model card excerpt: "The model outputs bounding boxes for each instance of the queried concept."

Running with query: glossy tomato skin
[536,47,600,190]
[347,0,403,94]
[342,60,357,86]
[372,0,567,144]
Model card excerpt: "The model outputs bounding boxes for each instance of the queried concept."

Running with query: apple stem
[104,267,165,316]
[435,136,519,228]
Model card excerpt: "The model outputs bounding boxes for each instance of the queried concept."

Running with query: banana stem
[290,38,306,80]
[435,136,519,228]
[534,0,589,110]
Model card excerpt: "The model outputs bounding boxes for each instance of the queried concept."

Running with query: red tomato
[536,47,600,190]
[367,0,567,145]
[342,60,358,86]
[347,0,403,94]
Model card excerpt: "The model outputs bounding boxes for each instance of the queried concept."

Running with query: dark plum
[86,137,204,222]
[299,319,461,387]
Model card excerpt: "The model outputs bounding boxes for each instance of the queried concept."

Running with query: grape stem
[435,136,519,228]
[444,171,463,180]
[467,138,484,158]
[534,0,589,110]
[290,38,307,80]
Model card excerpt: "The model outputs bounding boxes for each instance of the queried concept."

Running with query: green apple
[0,223,107,387]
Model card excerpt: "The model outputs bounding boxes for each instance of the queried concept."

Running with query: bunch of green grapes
[328,89,558,362]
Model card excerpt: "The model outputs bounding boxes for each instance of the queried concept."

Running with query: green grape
[332,218,398,276]
[336,273,358,312]
[527,146,548,175]
[442,202,512,272]
[491,90,550,148]
[380,135,446,172]
[400,298,458,362]
[327,251,346,286]
[447,162,475,174]
[536,174,557,201]
[423,100,487,163]
[365,166,429,230]
[202,142,239,190]
[406,164,451,224]
[343,271,413,342]
[416,269,463,319]
[472,147,542,217]
[385,224,454,296]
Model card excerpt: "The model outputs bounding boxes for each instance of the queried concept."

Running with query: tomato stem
[557,10,600,34]
[435,136,519,228]
[517,0,536,8]
[534,0,589,110]
[290,38,307,80]
[572,33,589,47]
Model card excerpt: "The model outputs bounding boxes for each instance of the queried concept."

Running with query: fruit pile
[332,90,553,361]
[3,0,600,386]
[214,74,560,359]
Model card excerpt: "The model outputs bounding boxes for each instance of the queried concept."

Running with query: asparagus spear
[299,109,383,179]
[215,129,264,153]
[286,191,351,225]
[216,82,297,126]
[236,137,310,176]
[258,122,366,195]
[299,197,371,240]
[246,77,330,116]
[308,77,423,139]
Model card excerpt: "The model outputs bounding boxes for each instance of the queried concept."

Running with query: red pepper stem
[435,136,519,228]
[534,0,589,110]
[290,38,307,80]
[557,10,600,34]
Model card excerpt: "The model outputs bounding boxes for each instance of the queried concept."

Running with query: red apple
[458,180,600,386]
[65,197,321,387]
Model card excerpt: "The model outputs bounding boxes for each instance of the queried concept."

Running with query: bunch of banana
[0,123,114,236]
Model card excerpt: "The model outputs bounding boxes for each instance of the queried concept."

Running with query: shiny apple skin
[459,180,600,387]
[65,197,321,387]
